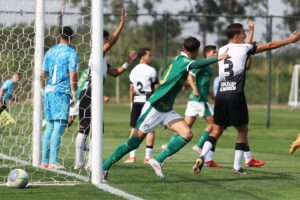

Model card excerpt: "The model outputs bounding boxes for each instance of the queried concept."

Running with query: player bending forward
[102,36,229,181]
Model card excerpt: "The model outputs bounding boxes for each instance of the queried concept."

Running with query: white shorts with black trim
[184,101,214,117]
[135,101,182,133]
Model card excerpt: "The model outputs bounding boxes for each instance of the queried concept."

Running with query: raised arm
[256,31,300,54]
[245,19,254,44]
[189,50,229,69]
[107,51,137,77]
[103,8,127,53]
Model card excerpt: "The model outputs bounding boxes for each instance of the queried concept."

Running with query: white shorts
[135,101,182,133]
[184,101,214,117]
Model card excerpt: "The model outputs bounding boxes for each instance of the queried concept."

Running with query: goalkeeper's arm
[70,70,78,101]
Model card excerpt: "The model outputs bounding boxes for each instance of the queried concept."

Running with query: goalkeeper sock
[196,130,209,148]
[103,135,143,170]
[155,134,190,163]
[42,120,54,164]
[75,133,87,166]
[49,120,67,164]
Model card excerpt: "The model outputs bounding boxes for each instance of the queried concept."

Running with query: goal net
[0,0,101,185]
[288,65,300,109]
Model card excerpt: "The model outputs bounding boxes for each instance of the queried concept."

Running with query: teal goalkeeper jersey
[188,66,212,102]
[148,53,217,112]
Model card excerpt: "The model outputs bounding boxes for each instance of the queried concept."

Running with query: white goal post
[288,64,300,109]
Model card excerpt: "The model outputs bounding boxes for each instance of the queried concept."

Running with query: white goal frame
[288,64,300,109]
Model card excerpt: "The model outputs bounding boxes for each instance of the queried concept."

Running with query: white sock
[205,150,214,162]
[145,147,153,159]
[244,151,253,163]
[200,141,213,157]
[129,150,136,158]
[75,133,87,166]
[233,150,244,170]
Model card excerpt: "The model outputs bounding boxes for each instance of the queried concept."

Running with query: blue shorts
[44,92,70,121]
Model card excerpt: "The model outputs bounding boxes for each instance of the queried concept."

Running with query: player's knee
[127,135,143,150]
[79,126,90,135]
[180,129,193,140]
[206,124,214,132]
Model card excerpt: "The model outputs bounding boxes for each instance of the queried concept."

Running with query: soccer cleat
[148,158,165,180]
[102,170,109,183]
[123,157,136,164]
[143,157,150,164]
[289,134,300,154]
[192,156,205,174]
[48,163,65,169]
[245,158,265,167]
[204,160,222,167]
[39,163,48,169]
[192,145,202,154]
[232,168,247,175]
[84,164,91,172]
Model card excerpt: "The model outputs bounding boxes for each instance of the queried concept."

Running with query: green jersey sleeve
[189,57,218,70]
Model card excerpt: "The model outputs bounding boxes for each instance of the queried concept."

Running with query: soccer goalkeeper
[40,26,78,169]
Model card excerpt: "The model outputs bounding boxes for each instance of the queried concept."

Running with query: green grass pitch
[1,104,300,200]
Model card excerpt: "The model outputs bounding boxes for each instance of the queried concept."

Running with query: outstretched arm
[189,50,229,69]
[103,8,127,53]
[256,31,300,54]
[245,19,254,44]
[107,51,137,77]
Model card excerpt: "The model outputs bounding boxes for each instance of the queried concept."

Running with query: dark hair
[60,26,74,40]
[103,30,109,38]
[203,45,217,58]
[137,48,151,59]
[225,23,243,39]
[183,36,200,52]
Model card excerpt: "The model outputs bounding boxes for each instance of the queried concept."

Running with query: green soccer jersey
[148,53,217,112]
[188,66,212,102]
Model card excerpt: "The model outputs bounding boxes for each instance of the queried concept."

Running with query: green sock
[103,135,142,170]
[155,134,190,163]
[196,130,209,148]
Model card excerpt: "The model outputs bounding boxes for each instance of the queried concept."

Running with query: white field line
[96,184,144,200]
[0,153,144,199]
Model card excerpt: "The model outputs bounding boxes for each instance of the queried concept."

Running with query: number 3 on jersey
[224,59,234,81]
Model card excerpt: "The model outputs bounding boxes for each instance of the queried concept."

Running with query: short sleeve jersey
[217,43,255,94]
[129,63,158,103]
[148,53,193,112]
[188,66,212,102]
[1,79,14,102]
[42,44,78,94]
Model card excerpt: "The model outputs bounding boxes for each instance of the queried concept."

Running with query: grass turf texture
[1,104,300,200]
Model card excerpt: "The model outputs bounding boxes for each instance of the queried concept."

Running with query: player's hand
[288,31,300,43]
[247,18,254,30]
[103,95,110,103]
[126,51,138,64]
[218,49,230,61]
[120,8,127,25]
[193,89,199,97]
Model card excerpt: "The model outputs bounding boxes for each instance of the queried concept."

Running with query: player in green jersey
[102,36,229,181]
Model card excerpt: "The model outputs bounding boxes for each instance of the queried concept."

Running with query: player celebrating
[40,26,78,169]
[193,22,300,175]
[124,48,158,164]
[102,36,229,181]
[0,73,21,114]
[74,8,137,170]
